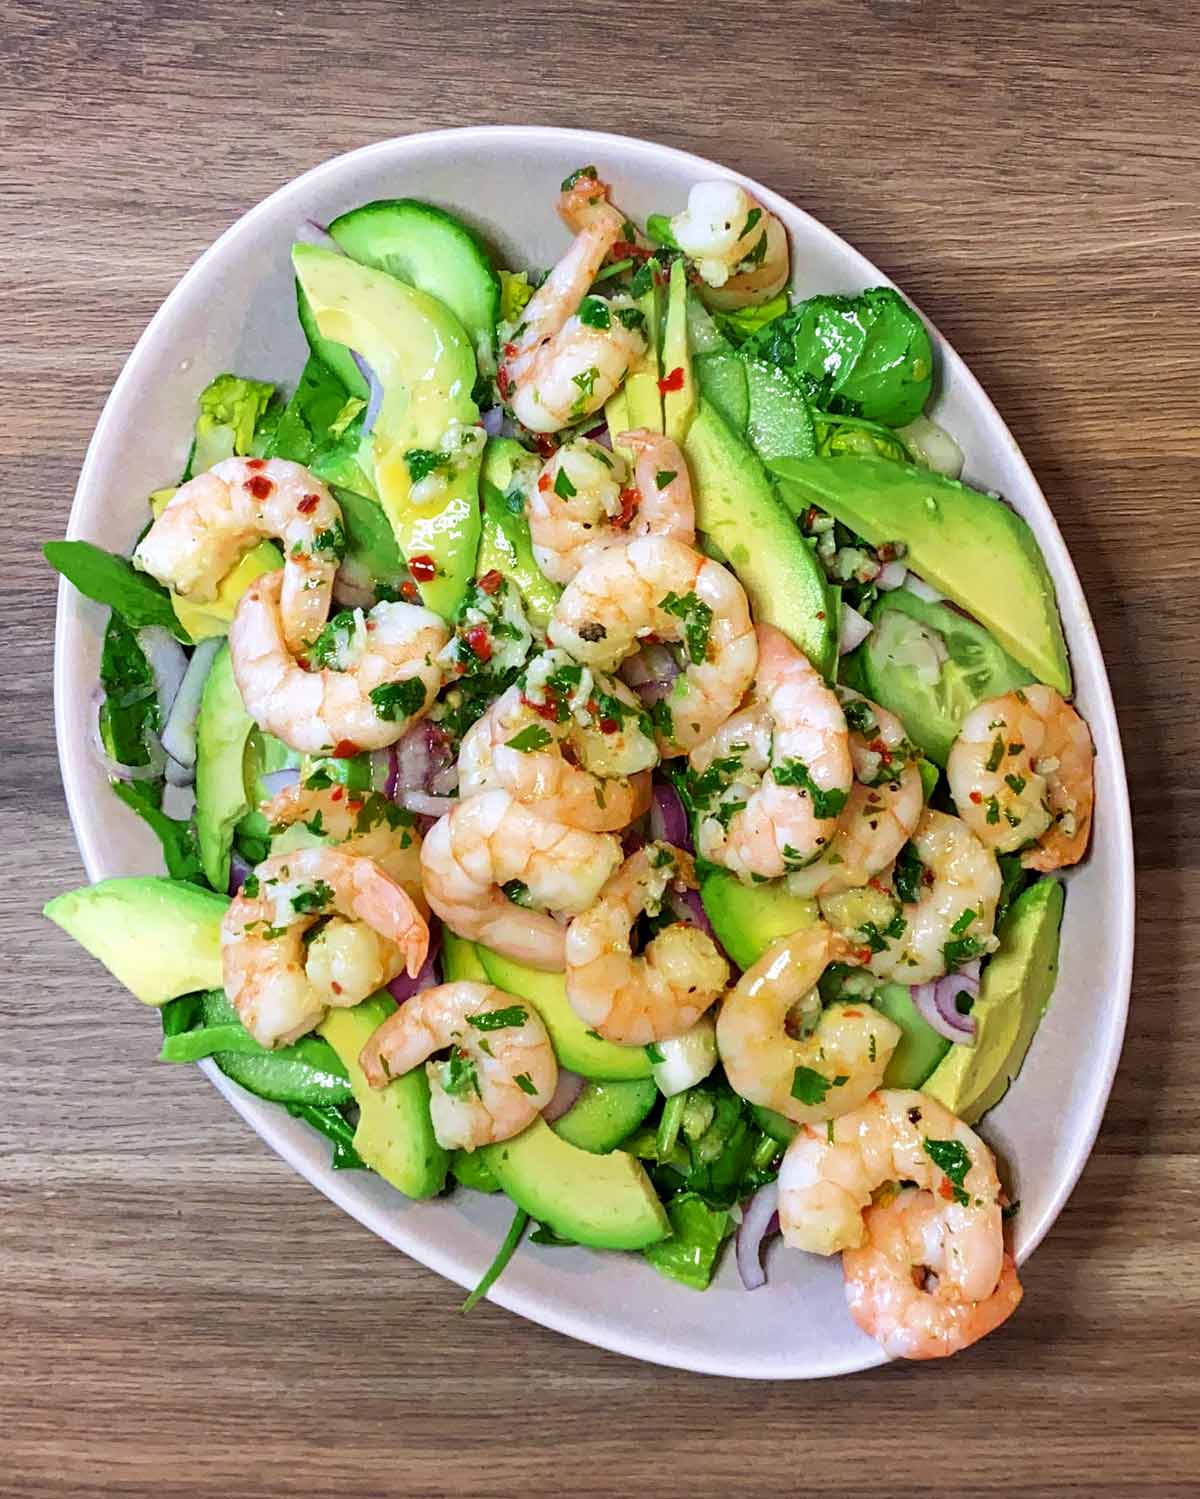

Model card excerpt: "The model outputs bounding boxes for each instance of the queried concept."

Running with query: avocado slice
[476,947,652,1081]
[481,1118,669,1250]
[292,243,481,621]
[768,455,1072,694]
[623,265,665,433]
[318,994,449,1199]
[862,590,1035,765]
[743,358,817,462]
[699,866,819,971]
[195,644,255,893]
[604,385,633,463]
[661,258,696,442]
[441,928,490,984]
[44,877,227,1006]
[922,878,1065,1124]
[477,439,561,628]
[686,398,835,679]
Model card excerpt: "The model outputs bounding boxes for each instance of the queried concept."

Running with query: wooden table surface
[4,1,1198,1492]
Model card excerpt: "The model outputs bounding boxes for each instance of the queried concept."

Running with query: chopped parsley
[505,724,554,753]
[738,231,768,269]
[654,469,677,489]
[923,1137,972,1205]
[955,989,976,1015]
[616,305,648,335]
[1004,773,1027,795]
[404,448,450,484]
[738,207,763,240]
[553,465,578,500]
[241,872,260,899]
[790,1065,832,1106]
[578,296,611,330]
[629,260,658,298]
[354,793,414,836]
[468,1005,529,1031]
[308,609,358,669]
[659,589,713,665]
[858,912,906,952]
[303,809,325,836]
[772,757,849,819]
[560,164,598,191]
[842,697,879,737]
[645,1042,665,1064]
[943,934,986,969]
[950,907,978,935]
[502,879,532,907]
[893,841,925,904]
[985,794,1001,825]
[985,734,1006,773]
[369,677,428,723]
[649,698,674,741]
[570,366,599,406]
[442,1049,481,1099]
[312,522,346,558]
[514,1072,538,1096]
[291,878,334,915]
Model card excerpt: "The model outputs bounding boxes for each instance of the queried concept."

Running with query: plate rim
[53,124,1135,1379]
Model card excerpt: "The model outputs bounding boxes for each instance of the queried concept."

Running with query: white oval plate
[54,127,1134,1378]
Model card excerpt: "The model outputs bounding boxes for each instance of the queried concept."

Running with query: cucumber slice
[552,1078,659,1154]
[329,200,500,373]
[863,590,1035,765]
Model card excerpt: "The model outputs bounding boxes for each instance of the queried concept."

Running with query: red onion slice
[903,574,945,604]
[387,923,442,1004]
[260,767,301,799]
[391,719,456,801]
[89,691,166,782]
[911,960,980,1043]
[228,848,253,896]
[736,1181,781,1291]
[480,406,504,437]
[620,642,681,704]
[160,637,221,769]
[351,351,384,435]
[876,560,908,591]
[838,602,873,656]
[649,780,692,851]
[542,1068,586,1124]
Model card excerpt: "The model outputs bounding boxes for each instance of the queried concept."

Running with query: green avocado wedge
[477,438,561,628]
[292,243,481,621]
[318,994,448,1199]
[769,455,1071,694]
[194,643,254,892]
[699,867,820,971]
[685,398,835,678]
[480,1119,669,1250]
[922,878,1065,1124]
[45,877,227,1005]
[476,947,652,1081]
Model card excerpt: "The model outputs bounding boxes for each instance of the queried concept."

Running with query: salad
[46,166,1095,1359]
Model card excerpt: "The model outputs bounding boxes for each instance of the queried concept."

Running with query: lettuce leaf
[190,373,277,475]
[644,1193,731,1290]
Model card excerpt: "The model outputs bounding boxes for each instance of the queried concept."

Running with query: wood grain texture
[3,0,1198,1492]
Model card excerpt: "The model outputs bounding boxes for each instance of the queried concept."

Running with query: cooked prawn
[499,171,647,433]
[787,689,923,897]
[134,457,342,656]
[843,1187,1023,1359]
[548,536,757,756]
[821,808,1001,985]
[778,1088,1007,1266]
[419,789,622,970]
[565,844,729,1045]
[457,680,653,833]
[221,846,429,1048]
[261,782,425,895]
[528,431,695,584]
[716,924,899,1123]
[948,686,1094,871]
[690,624,852,878]
[228,571,448,755]
[359,981,557,1151]
[669,180,789,309]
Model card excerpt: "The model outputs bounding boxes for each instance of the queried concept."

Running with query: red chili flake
[331,740,359,759]
[805,506,818,528]
[244,474,274,500]
[853,946,874,965]
[346,798,364,813]
[614,487,640,529]
[598,717,619,734]
[297,493,320,515]
[331,981,342,995]
[522,693,560,721]
[496,365,511,399]
[658,366,685,395]
[478,569,503,595]
[330,786,345,802]
[464,624,492,662]
[503,341,517,359]
[841,1009,863,1019]
[938,1179,956,1201]
[245,458,266,471]
[815,611,826,621]
[969,790,983,804]
[868,878,888,894]
[409,555,437,583]
[537,472,552,492]
[400,580,421,603]
[610,239,653,262]
[533,433,559,459]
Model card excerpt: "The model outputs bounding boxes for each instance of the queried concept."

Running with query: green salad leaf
[643,1192,732,1291]
[111,781,206,885]
[713,292,789,345]
[284,1103,365,1170]
[43,541,189,641]
[190,373,277,475]
[462,1204,529,1313]
[97,615,158,766]
[743,286,933,427]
